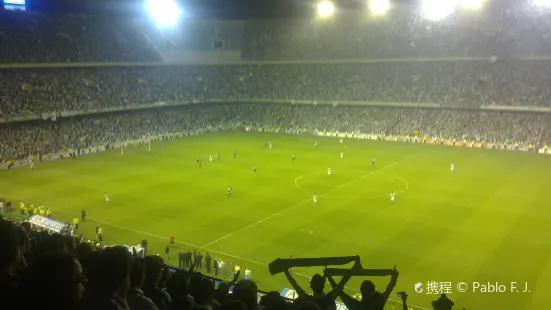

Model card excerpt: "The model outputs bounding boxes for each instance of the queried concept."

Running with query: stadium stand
[3,2,551,309]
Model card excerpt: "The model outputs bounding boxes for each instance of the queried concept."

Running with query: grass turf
[2,131,551,310]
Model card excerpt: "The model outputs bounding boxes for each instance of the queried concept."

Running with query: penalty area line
[201,153,418,248]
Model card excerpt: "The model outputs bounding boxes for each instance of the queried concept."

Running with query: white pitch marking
[201,153,418,248]
[47,203,428,310]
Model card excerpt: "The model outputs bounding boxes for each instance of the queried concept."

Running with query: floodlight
[533,0,551,7]
[147,0,182,27]
[370,0,390,16]
[462,0,485,10]
[422,0,457,21]
[317,1,335,17]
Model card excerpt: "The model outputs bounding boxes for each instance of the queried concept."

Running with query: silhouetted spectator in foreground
[328,268,399,310]
[19,253,85,310]
[167,270,193,310]
[220,300,248,310]
[193,277,215,310]
[0,220,25,309]
[232,280,260,310]
[432,293,455,310]
[260,291,291,310]
[285,270,350,310]
[78,246,133,310]
[143,256,171,310]
[127,258,158,310]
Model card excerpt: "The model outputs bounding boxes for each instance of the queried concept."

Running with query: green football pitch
[2,132,551,310]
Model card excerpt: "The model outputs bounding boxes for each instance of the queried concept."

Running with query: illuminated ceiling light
[317,1,335,17]
[370,0,390,15]
[533,0,551,6]
[422,0,457,21]
[462,0,485,10]
[147,0,182,27]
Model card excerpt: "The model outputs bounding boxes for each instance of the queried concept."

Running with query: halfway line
[201,153,418,248]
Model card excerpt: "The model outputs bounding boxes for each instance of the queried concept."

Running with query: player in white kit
[340,152,344,159]
[210,156,213,163]
[390,192,395,204]
[327,168,332,176]
[269,143,273,150]
[105,192,110,204]
[450,163,455,171]
[313,193,318,206]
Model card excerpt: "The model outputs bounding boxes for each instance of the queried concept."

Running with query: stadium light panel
[422,0,457,21]
[369,0,390,16]
[147,0,182,27]
[533,0,551,7]
[462,0,485,10]
[317,1,335,17]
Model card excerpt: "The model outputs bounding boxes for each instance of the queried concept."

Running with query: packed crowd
[0,215,456,310]
[242,5,551,60]
[3,3,551,63]
[0,11,161,63]
[1,104,548,161]
[2,60,551,118]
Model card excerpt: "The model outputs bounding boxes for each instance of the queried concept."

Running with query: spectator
[143,256,171,310]
[260,291,291,310]
[0,219,25,309]
[18,253,85,310]
[328,268,399,310]
[232,280,259,310]
[127,258,158,310]
[78,246,133,310]
[166,270,194,310]
[193,277,215,310]
[220,300,248,310]
[432,293,455,310]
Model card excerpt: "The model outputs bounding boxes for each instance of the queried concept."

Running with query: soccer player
[450,163,455,172]
[29,158,34,169]
[292,153,296,161]
[105,192,110,204]
[390,192,395,204]
[199,159,202,168]
[269,142,273,150]
[210,155,213,164]
[227,186,232,197]
[372,157,375,166]
[313,193,318,206]
[340,138,343,144]
[253,165,257,175]
[196,156,200,164]
[315,140,318,148]
[327,168,332,176]
[340,152,344,159]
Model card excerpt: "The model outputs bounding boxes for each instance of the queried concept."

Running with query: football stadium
[1,1,551,310]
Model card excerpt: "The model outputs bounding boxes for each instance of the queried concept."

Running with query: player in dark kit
[292,153,296,161]
[372,157,375,166]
